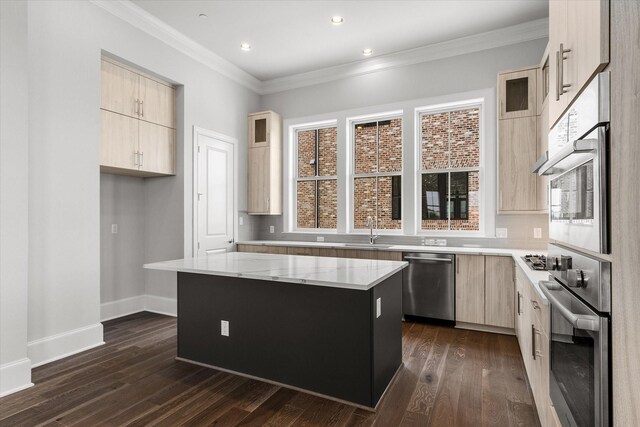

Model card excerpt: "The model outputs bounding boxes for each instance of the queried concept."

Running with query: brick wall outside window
[295,126,337,229]
[421,108,480,232]
[353,118,402,230]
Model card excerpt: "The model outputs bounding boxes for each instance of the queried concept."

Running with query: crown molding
[260,18,549,94]
[91,0,547,96]
[90,0,262,93]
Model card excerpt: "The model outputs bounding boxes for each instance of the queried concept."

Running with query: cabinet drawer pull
[517,291,523,315]
[557,43,572,100]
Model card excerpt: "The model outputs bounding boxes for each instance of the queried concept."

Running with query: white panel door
[196,130,235,256]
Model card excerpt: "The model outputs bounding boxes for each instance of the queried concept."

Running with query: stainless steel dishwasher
[402,253,455,323]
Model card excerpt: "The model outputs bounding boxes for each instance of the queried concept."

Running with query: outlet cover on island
[221,320,229,337]
[534,228,542,239]
[316,236,325,242]
[269,225,275,233]
[496,228,508,238]
[111,224,118,234]
[239,216,244,226]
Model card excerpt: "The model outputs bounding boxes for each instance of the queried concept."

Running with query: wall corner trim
[0,358,33,397]
[100,295,146,321]
[28,324,104,368]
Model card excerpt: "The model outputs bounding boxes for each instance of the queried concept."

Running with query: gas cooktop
[521,254,547,271]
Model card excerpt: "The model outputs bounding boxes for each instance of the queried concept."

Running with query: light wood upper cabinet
[498,68,537,119]
[138,121,175,175]
[249,112,272,148]
[100,60,139,118]
[247,111,282,215]
[484,256,515,328]
[100,110,138,170]
[498,116,538,212]
[99,58,176,177]
[548,0,609,128]
[455,255,485,324]
[139,77,175,129]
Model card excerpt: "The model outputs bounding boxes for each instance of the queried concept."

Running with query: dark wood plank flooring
[0,312,540,426]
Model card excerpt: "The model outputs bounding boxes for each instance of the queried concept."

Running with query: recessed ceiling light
[330,16,344,25]
[198,13,208,19]
[362,48,373,57]
[240,43,252,52]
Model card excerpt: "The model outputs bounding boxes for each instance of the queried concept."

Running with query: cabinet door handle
[266,197,270,210]
[134,151,139,167]
[517,291,522,315]
[531,324,537,360]
[555,50,561,101]
[558,43,571,100]
[140,100,144,118]
[135,99,139,116]
[140,152,144,168]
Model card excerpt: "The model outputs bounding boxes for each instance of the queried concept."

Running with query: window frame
[347,110,404,235]
[414,99,486,236]
[290,121,339,233]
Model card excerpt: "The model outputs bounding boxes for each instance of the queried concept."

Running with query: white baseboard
[144,294,177,317]
[100,295,145,321]
[28,323,105,368]
[0,358,33,397]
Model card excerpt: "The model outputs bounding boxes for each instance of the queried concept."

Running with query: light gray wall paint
[0,0,32,393]
[100,175,146,303]
[258,38,549,249]
[27,0,260,352]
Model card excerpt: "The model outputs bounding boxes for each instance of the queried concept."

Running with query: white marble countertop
[236,240,550,302]
[144,252,408,291]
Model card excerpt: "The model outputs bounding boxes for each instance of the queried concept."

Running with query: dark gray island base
[176,270,403,409]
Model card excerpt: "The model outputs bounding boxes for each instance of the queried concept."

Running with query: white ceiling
[130,0,548,82]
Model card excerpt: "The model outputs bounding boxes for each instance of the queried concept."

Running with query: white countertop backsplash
[144,252,407,291]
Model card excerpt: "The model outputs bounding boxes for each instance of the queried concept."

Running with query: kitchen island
[144,252,407,409]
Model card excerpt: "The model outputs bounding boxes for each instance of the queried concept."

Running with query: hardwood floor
[0,312,540,426]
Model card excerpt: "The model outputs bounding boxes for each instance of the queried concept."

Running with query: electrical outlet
[376,298,382,318]
[534,228,542,239]
[269,225,275,234]
[423,239,436,246]
[221,320,229,337]
[239,216,244,226]
[316,236,325,242]
[435,239,447,246]
[496,228,508,238]
[111,224,118,234]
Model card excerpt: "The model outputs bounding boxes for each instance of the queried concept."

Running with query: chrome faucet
[366,216,380,245]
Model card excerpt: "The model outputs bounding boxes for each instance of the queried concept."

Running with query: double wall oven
[536,72,611,427]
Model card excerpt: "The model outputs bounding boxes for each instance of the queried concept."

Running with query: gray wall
[258,38,549,250]
[25,0,259,366]
[0,0,31,394]
[100,175,146,303]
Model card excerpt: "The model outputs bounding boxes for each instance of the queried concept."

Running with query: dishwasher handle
[403,256,453,263]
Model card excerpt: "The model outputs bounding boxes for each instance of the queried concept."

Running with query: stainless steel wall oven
[536,72,612,427]
[537,72,610,254]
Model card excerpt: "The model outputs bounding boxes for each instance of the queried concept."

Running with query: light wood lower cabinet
[485,256,515,328]
[456,255,515,330]
[455,255,486,324]
[515,264,560,427]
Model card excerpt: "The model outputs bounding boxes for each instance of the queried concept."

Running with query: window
[420,106,481,232]
[295,126,337,229]
[352,117,402,230]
